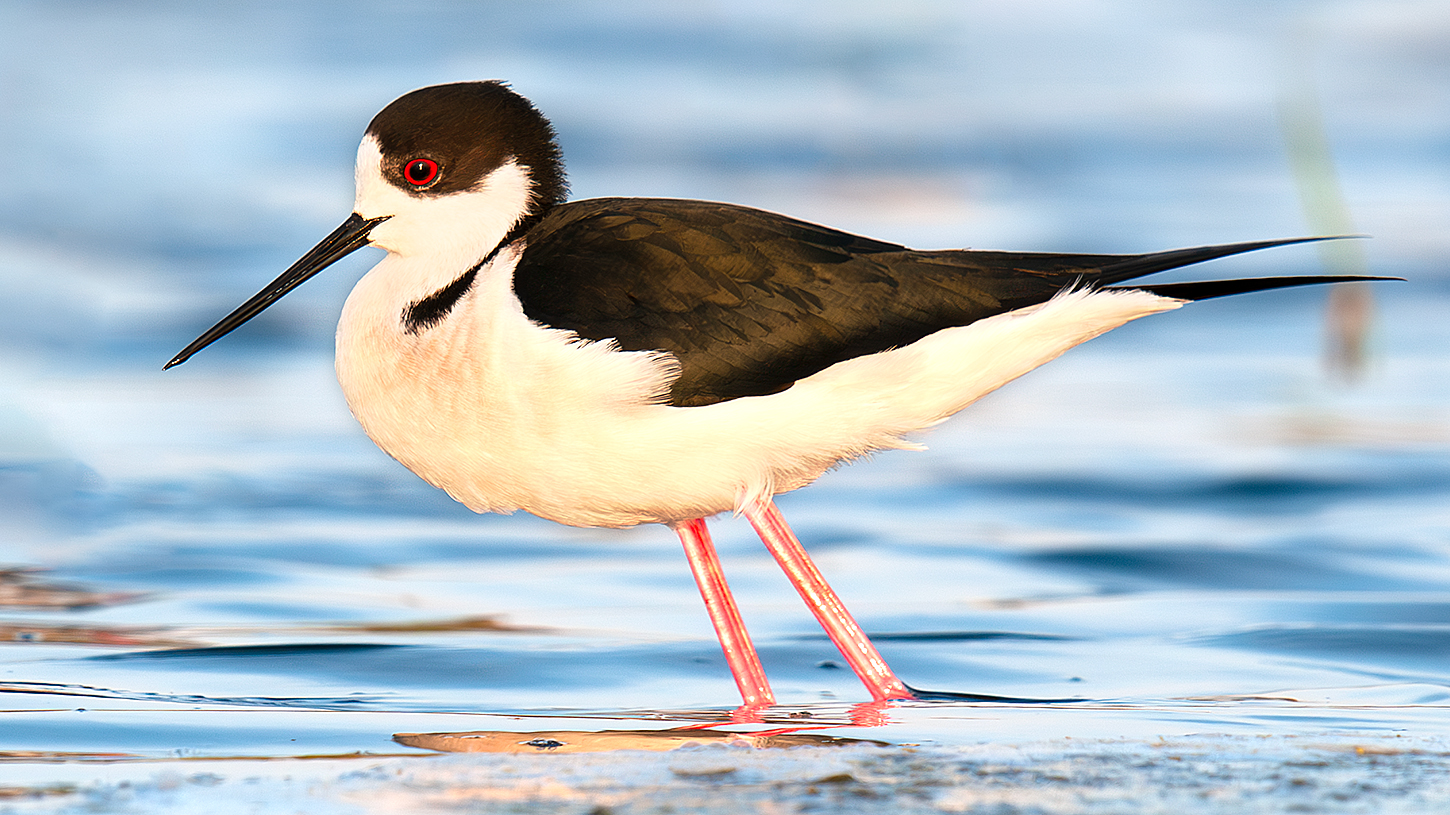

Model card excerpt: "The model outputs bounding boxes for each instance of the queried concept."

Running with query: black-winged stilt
[167,81,1388,706]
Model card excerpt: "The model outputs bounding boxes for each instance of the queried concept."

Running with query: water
[2,1,1449,812]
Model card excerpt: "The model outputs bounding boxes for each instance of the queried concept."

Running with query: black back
[512,198,1349,407]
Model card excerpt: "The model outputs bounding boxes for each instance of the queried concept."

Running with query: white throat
[351,135,535,299]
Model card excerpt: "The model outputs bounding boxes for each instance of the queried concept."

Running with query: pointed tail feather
[1090,236,1357,286]
[1108,274,1401,301]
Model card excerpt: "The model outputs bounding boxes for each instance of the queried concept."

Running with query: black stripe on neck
[403,241,507,333]
[401,214,548,334]
[403,262,480,334]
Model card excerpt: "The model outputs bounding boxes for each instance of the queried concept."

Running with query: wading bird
[168,82,1385,706]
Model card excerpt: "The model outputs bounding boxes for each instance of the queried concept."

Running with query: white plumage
[168,81,1379,705]
[338,210,1180,527]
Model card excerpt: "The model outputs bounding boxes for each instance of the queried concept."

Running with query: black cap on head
[366,81,568,214]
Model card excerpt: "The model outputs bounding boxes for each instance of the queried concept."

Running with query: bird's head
[356,81,567,261]
[166,81,565,369]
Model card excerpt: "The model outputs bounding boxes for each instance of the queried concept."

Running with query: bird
[166,81,1388,707]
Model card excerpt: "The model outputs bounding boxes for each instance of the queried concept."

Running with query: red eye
[403,158,438,186]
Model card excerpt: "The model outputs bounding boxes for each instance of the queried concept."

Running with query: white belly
[334,250,1182,528]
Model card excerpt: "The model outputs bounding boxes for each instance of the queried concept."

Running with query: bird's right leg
[674,518,775,707]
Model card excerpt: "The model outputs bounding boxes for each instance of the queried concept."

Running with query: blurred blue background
[1,0,1448,771]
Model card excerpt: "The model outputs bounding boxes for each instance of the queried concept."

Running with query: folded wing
[514,198,1380,406]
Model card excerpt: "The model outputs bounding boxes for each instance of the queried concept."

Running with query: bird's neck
[333,245,527,454]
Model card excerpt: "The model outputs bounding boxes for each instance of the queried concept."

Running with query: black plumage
[512,197,1363,407]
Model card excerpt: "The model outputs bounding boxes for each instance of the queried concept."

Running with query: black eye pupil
[405,159,437,185]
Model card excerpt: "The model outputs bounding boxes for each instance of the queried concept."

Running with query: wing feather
[514,198,1364,406]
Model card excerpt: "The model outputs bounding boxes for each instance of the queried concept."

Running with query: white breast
[334,245,1182,528]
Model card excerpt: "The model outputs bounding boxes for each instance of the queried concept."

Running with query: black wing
[513,198,1369,407]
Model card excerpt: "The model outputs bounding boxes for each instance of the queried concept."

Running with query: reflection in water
[318,616,546,634]
[394,701,901,753]
[395,728,888,753]
[0,570,139,610]
[0,751,138,764]
[395,696,1046,752]
[0,680,391,711]
[0,623,193,648]
[0,570,181,648]
[0,604,551,652]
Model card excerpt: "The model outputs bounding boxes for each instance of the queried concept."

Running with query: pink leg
[743,499,915,702]
[674,518,776,706]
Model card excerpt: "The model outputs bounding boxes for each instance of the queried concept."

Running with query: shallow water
[2,1,1449,812]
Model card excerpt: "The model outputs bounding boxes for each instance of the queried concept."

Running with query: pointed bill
[165,213,390,369]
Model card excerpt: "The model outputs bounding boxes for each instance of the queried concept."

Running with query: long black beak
[165,213,390,369]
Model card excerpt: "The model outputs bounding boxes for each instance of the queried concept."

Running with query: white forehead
[354,134,386,201]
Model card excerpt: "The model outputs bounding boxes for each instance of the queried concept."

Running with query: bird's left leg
[743,498,915,701]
